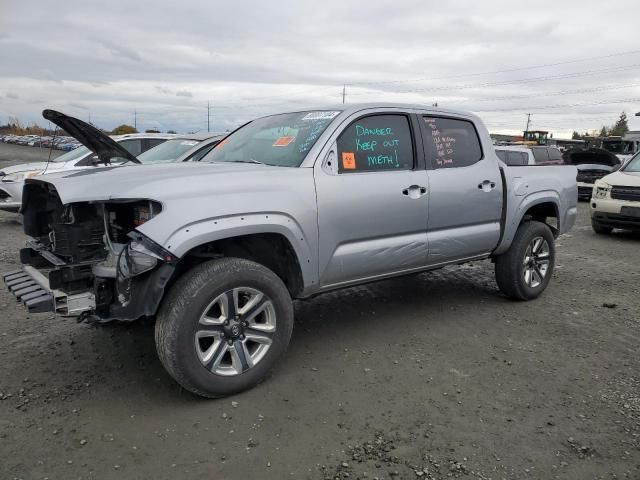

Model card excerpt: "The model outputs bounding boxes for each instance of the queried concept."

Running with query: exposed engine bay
[16,180,175,321]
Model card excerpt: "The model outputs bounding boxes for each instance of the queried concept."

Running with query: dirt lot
[0,143,639,480]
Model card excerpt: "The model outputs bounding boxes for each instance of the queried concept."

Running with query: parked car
[16,135,39,146]
[563,147,621,200]
[0,112,175,212]
[494,146,535,166]
[591,151,640,233]
[2,104,578,398]
[136,132,224,164]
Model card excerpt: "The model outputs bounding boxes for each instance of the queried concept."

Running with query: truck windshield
[623,152,640,172]
[202,111,341,167]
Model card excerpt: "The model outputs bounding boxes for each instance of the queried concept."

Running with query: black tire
[494,221,555,301]
[155,257,294,398]
[591,219,613,235]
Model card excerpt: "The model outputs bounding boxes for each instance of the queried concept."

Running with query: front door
[315,113,429,288]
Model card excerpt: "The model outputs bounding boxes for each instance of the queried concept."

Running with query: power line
[473,97,640,113]
[347,49,640,87]
[347,64,640,97]
[442,82,640,104]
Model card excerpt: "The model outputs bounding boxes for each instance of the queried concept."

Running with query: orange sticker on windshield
[273,136,295,147]
[216,139,228,148]
[342,152,356,169]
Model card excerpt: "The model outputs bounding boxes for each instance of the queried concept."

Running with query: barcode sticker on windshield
[301,111,341,121]
[180,141,198,146]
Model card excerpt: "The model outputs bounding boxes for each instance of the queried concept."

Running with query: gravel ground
[0,143,639,480]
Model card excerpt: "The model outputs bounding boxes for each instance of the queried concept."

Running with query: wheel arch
[171,227,311,298]
[493,192,562,256]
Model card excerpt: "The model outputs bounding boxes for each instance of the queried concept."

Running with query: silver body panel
[30,103,577,298]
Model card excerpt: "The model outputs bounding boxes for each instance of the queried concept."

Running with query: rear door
[315,112,429,288]
[420,115,503,265]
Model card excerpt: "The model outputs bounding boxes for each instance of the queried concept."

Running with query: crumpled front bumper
[2,266,95,315]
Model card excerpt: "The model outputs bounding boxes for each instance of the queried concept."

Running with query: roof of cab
[251,102,483,123]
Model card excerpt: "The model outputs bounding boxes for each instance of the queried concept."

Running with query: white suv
[591,152,640,234]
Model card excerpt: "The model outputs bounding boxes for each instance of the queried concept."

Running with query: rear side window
[336,114,414,173]
[120,139,142,156]
[495,150,507,162]
[508,151,529,166]
[531,147,549,163]
[423,116,483,168]
[548,147,563,162]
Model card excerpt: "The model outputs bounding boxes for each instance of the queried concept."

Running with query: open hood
[42,109,141,165]
[563,148,621,167]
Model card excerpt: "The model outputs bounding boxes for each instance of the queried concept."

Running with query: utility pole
[342,84,346,104]
[207,101,211,132]
[524,113,531,139]
[134,109,137,130]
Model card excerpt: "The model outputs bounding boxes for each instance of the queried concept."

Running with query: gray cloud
[96,38,142,62]
[0,0,638,135]
[6,92,19,99]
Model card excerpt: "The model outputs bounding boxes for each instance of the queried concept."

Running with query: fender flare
[162,212,316,289]
[494,192,561,255]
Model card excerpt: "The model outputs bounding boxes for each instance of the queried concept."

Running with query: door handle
[477,180,496,192]
[402,185,428,199]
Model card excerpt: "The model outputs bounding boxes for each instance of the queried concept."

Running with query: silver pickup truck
[3,104,577,398]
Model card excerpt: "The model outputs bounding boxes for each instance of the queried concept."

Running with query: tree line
[1,116,175,136]
[572,111,630,140]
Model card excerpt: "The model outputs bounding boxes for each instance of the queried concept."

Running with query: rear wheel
[495,221,555,300]
[591,219,613,235]
[155,257,294,398]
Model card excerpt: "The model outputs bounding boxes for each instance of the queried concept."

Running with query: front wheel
[494,221,555,300]
[155,258,294,398]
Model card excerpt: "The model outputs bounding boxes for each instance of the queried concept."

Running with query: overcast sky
[1,0,639,137]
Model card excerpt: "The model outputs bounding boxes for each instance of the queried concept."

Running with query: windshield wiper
[228,158,265,165]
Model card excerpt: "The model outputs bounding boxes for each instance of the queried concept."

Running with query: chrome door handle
[478,180,496,192]
[402,185,428,199]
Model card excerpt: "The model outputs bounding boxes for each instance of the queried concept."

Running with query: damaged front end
[3,180,176,322]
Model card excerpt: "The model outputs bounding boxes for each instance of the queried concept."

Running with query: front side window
[143,138,167,152]
[138,139,201,164]
[422,116,482,168]
[336,114,414,173]
[202,111,340,167]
